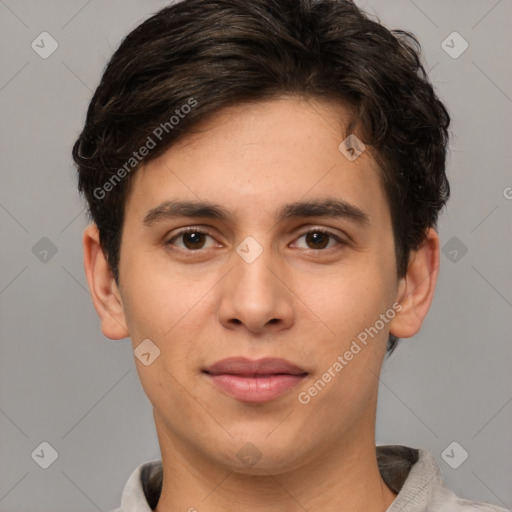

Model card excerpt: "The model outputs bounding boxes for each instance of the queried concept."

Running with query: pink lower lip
[206,373,306,403]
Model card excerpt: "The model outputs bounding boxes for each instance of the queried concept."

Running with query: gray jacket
[111,445,509,511]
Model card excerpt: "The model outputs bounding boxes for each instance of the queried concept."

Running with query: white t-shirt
[110,445,509,512]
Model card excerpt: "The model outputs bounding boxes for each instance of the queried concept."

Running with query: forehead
[124,96,390,228]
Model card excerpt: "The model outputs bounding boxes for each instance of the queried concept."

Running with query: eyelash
[166,226,345,252]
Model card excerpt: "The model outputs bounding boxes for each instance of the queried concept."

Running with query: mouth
[202,357,308,403]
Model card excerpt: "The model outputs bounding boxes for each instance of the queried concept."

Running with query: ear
[83,224,129,340]
[389,228,440,339]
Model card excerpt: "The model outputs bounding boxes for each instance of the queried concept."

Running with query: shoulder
[427,483,510,511]
[416,448,509,512]
[108,458,162,512]
[378,445,509,512]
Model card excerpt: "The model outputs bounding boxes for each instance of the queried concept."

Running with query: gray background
[0,0,511,510]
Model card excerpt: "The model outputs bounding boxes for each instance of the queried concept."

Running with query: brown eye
[292,229,343,251]
[167,229,217,251]
[181,232,206,250]
[305,231,330,249]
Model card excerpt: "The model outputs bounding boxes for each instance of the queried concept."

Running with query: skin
[83,96,439,512]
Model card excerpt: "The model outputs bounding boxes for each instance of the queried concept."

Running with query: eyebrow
[143,198,370,227]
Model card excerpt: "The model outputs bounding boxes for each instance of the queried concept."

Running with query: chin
[216,438,309,476]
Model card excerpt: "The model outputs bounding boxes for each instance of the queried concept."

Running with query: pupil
[184,232,204,249]
[307,232,328,249]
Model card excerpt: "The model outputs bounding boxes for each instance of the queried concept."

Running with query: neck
[153,417,397,512]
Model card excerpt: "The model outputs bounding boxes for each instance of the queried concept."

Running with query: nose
[216,241,295,335]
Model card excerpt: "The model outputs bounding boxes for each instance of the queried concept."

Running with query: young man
[73,0,507,510]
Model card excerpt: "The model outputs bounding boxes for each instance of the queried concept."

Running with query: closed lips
[203,357,308,403]
[203,357,308,376]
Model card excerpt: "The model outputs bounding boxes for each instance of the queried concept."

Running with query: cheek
[121,273,206,409]
[311,262,395,340]
[297,266,394,419]
[120,248,197,340]
[120,263,212,378]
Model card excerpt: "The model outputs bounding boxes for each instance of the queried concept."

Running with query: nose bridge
[232,235,280,305]
[217,233,294,332]
[235,238,276,293]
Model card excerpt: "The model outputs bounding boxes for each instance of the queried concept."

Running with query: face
[103,97,409,473]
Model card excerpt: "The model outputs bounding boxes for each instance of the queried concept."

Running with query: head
[75,0,449,476]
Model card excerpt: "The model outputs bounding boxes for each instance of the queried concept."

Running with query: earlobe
[83,224,129,340]
[389,228,440,339]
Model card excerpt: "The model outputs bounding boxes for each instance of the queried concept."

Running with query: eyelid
[290,226,347,249]
[296,223,353,243]
[166,226,218,245]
